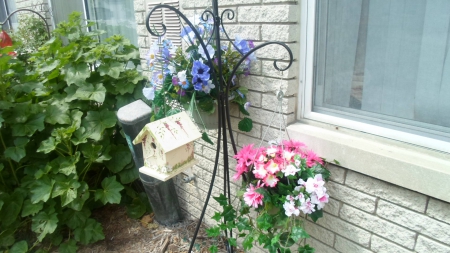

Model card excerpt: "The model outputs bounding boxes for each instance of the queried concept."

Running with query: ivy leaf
[104,144,132,173]
[9,240,28,253]
[221,205,236,222]
[13,113,45,137]
[239,104,250,116]
[291,226,310,241]
[236,217,251,231]
[64,63,90,85]
[82,110,116,141]
[298,244,315,253]
[52,177,81,207]
[212,212,222,222]
[242,234,254,251]
[95,176,124,204]
[309,209,323,222]
[45,104,71,125]
[65,83,106,103]
[4,137,28,162]
[228,238,237,247]
[62,208,91,229]
[209,245,218,253]
[59,239,78,253]
[68,182,90,211]
[238,117,253,132]
[213,194,228,206]
[98,62,123,79]
[256,213,273,231]
[201,132,214,145]
[73,218,104,245]
[21,199,44,217]
[279,232,295,247]
[32,210,58,242]
[30,175,55,204]
[205,226,220,237]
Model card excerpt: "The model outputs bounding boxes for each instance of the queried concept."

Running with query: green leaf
[98,62,123,79]
[95,176,124,204]
[256,213,273,231]
[238,117,253,132]
[222,205,236,222]
[21,199,44,217]
[62,208,91,229]
[118,167,139,184]
[30,175,55,204]
[51,152,80,176]
[53,177,81,206]
[68,182,90,211]
[73,218,104,245]
[201,132,214,145]
[209,245,218,253]
[238,104,250,116]
[236,217,251,231]
[309,209,323,222]
[35,164,52,179]
[64,63,91,85]
[228,238,237,247]
[81,110,116,140]
[298,244,315,253]
[212,212,222,222]
[39,59,60,74]
[45,104,71,125]
[0,191,24,226]
[104,144,132,173]
[197,98,215,113]
[126,196,146,219]
[213,194,228,206]
[333,159,340,165]
[4,137,28,162]
[291,226,310,241]
[9,240,28,253]
[65,83,106,103]
[279,232,295,247]
[32,210,58,241]
[205,226,220,237]
[37,137,58,154]
[80,143,103,163]
[59,239,78,253]
[13,113,45,137]
[242,234,254,251]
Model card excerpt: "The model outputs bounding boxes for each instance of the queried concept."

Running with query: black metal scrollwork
[0,9,50,38]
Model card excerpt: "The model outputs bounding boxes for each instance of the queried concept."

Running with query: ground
[77,205,234,253]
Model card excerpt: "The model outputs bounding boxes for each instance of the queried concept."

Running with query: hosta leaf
[64,63,90,85]
[21,199,44,217]
[104,144,131,173]
[74,218,104,245]
[59,239,78,253]
[67,182,90,211]
[32,210,58,242]
[4,137,28,162]
[98,62,123,79]
[65,83,106,103]
[52,177,80,207]
[30,175,55,204]
[238,117,253,132]
[118,167,139,184]
[94,176,124,204]
[45,104,71,125]
[82,110,116,141]
[62,207,91,229]
[13,113,45,137]
[9,240,28,253]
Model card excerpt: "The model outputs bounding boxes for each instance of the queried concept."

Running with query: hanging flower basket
[207,140,331,253]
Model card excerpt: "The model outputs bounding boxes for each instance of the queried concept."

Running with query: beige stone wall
[133,0,450,252]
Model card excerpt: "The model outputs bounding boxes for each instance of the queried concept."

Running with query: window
[301,0,450,153]
[50,0,138,45]
[0,0,17,30]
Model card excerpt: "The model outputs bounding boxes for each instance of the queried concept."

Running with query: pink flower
[283,201,300,217]
[232,161,248,180]
[282,140,306,152]
[265,160,280,174]
[263,174,279,188]
[300,199,315,214]
[234,144,257,166]
[311,192,329,210]
[253,163,268,179]
[305,150,323,167]
[243,181,264,208]
[304,174,325,194]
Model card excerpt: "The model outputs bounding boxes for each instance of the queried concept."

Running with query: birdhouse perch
[133,111,202,181]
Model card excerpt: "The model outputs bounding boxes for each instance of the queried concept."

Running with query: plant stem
[81,162,92,182]
[0,131,19,184]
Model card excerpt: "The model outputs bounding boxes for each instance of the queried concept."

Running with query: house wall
[133,0,450,252]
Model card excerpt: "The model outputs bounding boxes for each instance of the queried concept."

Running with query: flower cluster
[234,140,329,217]
[143,15,256,129]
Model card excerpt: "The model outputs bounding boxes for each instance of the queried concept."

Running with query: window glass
[313,0,450,141]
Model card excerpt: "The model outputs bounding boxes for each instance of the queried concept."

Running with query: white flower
[299,199,315,214]
[294,159,301,167]
[178,70,188,82]
[304,174,325,194]
[282,164,300,177]
[244,102,251,111]
[283,201,300,217]
[167,64,176,74]
[198,44,215,60]
[202,80,215,93]
[143,86,156,100]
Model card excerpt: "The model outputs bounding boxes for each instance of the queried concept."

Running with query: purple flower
[244,102,251,111]
[172,76,179,86]
[177,88,186,96]
[191,60,210,81]
[192,75,206,91]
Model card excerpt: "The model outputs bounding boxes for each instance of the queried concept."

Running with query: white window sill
[287,121,450,203]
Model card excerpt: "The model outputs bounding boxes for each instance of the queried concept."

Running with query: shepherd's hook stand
[145,1,294,252]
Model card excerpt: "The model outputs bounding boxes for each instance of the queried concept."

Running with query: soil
[77,205,232,253]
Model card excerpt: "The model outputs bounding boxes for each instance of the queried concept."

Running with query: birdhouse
[133,111,201,181]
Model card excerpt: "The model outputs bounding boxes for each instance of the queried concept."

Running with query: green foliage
[0,12,150,252]
[11,15,50,54]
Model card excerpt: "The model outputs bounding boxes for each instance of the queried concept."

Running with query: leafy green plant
[10,14,50,54]
[0,12,148,252]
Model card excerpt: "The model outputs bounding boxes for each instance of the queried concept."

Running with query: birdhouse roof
[133,111,202,153]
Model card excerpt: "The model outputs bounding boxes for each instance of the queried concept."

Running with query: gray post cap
[117,100,152,124]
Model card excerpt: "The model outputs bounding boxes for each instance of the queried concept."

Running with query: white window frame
[292,0,450,202]
[298,0,450,154]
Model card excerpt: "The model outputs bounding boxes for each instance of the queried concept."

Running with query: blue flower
[192,76,205,91]
[191,60,210,81]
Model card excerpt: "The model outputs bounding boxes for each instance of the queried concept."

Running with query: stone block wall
[12,0,52,29]
[133,0,450,252]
